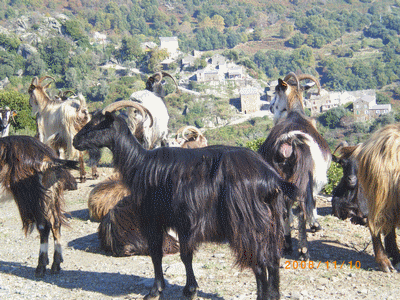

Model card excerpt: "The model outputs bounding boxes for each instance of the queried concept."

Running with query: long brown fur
[0,135,78,276]
[355,123,400,236]
[88,173,130,221]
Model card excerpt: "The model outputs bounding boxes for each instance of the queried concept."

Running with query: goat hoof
[183,286,198,299]
[298,247,309,261]
[283,246,293,255]
[310,223,322,233]
[143,292,160,300]
[378,258,395,273]
[35,266,46,277]
[50,263,61,274]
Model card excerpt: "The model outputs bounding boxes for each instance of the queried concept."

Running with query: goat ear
[104,111,115,122]
[277,78,288,91]
[302,82,316,91]
[332,155,340,164]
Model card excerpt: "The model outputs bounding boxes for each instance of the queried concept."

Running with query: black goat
[0,135,78,277]
[73,101,297,300]
[331,143,368,226]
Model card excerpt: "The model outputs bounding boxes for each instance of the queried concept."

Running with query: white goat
[28,76,97,182]
[127,72,177,149]
[0,107,17,137]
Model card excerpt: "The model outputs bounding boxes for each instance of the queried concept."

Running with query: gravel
[1,168,400,299]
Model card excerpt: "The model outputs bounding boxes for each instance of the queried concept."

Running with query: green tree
[147,48,169,73]
[25,54,46,76]
[0,90,36,132]
[287,32,305,48]
[39,37,70,74]
[118,36,143,62]
[64,19,90,47]
[279,23,293,39]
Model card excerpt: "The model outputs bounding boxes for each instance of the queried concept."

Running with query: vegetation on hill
[1,1,400,152]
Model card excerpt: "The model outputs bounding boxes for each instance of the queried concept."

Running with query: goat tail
[99,195,180,257]
[222,163,285,270]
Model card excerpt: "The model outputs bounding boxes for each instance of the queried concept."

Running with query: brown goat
[352,123,400,272]
[28,76,98,182]
[171,125,208,148]
[0,135,78,277]
[270,72,321,124]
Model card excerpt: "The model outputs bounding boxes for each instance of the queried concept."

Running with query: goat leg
[297,208,309,261]
[283,202,293,255]
[50,227,63,274]
[36,224,51,277]
[91,165,99,180]
[180,245,198,299]
[254,257,280,300]
[384,227,400,266]
[371,230,394,272]
[79,152,86,183]
[145,231,165,300]
[309,207,322,232]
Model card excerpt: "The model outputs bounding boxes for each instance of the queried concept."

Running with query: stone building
[240,87,260,114]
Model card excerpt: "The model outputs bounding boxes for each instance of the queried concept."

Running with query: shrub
[245,137,265,151]
[0,90,36,133]
[322,161,343,195]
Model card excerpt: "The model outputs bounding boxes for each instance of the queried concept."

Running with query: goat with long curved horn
[298,74,321,95]
[283,72,300,92]
[102,100,153,128]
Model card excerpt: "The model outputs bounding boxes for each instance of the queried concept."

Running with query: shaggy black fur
[74,111,297,300]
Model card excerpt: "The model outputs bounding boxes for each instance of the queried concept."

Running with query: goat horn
[160,71,179,92]
[182,126,202,140]
[102,100,153,127]
[38,76,55,85]
[297,74,321,95]
[332,141,349,157]
[283,72,300,91]
[175,126,187,141]
[60,90,75,98]
[30,76,39,86]
[147,72,179,93]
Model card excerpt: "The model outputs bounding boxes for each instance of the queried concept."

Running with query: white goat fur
[0,107,16,137]
[30,87,89,160]
[129,89,169,149]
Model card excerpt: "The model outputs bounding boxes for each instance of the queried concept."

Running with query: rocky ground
[1,167,400,300]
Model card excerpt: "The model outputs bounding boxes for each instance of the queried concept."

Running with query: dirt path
[1,167,400,299]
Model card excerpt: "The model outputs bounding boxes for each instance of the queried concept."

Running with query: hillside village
[152,35,392,124]
[0,12,395,138]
